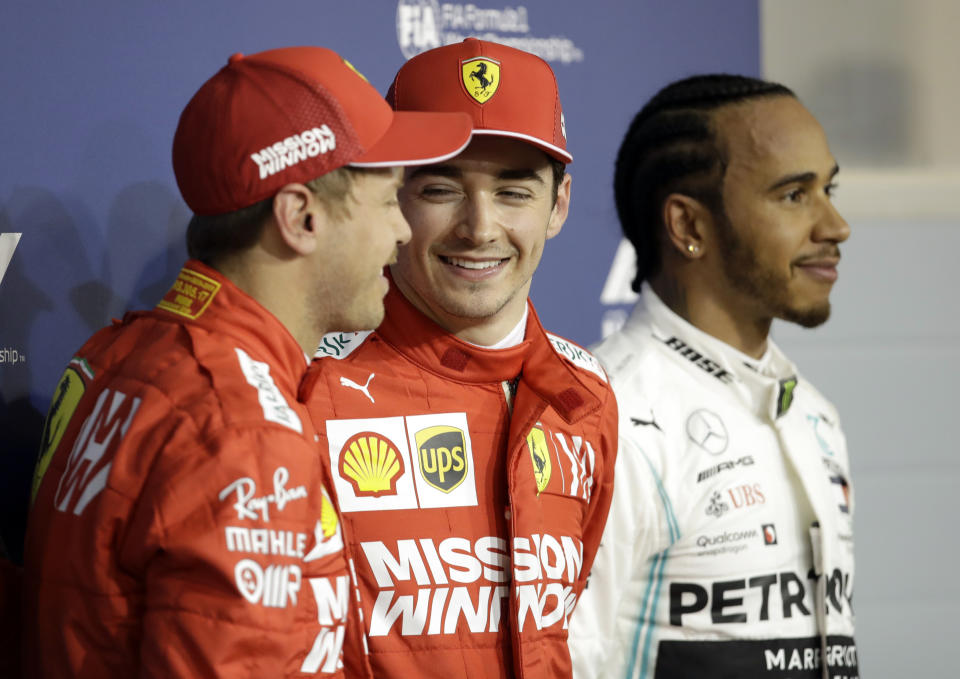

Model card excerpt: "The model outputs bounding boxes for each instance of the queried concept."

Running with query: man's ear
[662,193,710,259]
[272,183,325,255]
[546,172,572,240]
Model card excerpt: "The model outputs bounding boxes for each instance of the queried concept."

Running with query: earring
[687,243,698,254]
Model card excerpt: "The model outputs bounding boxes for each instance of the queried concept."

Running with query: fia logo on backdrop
[395,0,584,63]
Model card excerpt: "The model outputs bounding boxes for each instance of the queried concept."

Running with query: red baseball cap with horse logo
[386,38,571,163]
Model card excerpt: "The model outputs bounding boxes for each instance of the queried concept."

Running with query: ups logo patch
[415,425,468,493]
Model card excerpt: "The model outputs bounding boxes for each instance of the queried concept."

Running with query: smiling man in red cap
[22,46,471,678]
[300,39,618,679]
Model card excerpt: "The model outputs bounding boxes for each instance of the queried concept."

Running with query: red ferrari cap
[173,46,473,216]
[387,38,571,163]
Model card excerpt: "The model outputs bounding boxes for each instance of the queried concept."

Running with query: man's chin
[780,301,831,328]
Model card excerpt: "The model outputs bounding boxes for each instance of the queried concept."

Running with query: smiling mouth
[795,260,839,282]
[440,256,508,270]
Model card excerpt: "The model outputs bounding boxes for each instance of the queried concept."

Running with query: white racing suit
[570,285,857,679]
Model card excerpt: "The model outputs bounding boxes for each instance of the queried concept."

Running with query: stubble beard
[715,212,831,329]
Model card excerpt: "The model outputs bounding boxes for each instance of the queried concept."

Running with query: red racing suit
[299,285,618,679]
[23,261,351,678]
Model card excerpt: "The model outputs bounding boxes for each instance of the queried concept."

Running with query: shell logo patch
[157,267,221,319]
[339,431,405,497]
[461,57,500,104]
[415,424,468,493]
[320,487,340,539]
[31,359,91,503]
[526,424,552,495]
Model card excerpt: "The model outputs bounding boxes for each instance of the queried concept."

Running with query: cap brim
[350,111,472,167]
[470,129,573,164]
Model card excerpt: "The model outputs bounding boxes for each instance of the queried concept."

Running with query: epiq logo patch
[461,57,500,104]
[327,413,477,513]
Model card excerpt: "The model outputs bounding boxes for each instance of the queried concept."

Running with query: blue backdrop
[0,0,759,562]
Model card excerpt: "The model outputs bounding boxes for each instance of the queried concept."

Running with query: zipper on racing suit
[810,521,830,679]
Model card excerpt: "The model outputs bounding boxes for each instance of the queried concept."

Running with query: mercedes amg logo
[686,409,728,455]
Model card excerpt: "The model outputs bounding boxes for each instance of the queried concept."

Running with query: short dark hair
[548,157,565,205]
[186,167,362,267]
[614,74,795,291]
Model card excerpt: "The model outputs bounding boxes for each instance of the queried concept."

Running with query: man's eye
[499,190,532,201]
[783,188,805,203]
[421,186,456,197]
[825,182,839,198]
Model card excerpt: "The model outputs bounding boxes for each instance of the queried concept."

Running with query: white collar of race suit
[628,282,801,420]
[461,303,529,350]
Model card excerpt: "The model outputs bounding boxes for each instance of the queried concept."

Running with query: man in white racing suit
[569,74,858,679]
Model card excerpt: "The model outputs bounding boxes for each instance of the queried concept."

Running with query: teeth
[444,257,502,270]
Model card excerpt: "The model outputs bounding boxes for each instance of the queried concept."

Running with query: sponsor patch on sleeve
[31,361,90,503]
[156,267,221,319]
[545,333,607,383]
[235,348,303,433]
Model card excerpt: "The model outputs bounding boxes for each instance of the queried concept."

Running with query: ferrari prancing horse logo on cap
[461,57,500,104]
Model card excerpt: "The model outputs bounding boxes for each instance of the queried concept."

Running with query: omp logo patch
[461,57,500,104]
[526,425,552,494]
[415,424,468,493]
[327,413,477,513]
[234,559,302,608]
[0,233,21,289]
[339,432,405,497]
[235,348,302,433]
[156,267,220,319]
[32,358,92,503]
[55,388,141,515]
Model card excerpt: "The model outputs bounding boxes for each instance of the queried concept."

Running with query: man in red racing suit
[300,39,618,679]
[22,46,471,677]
